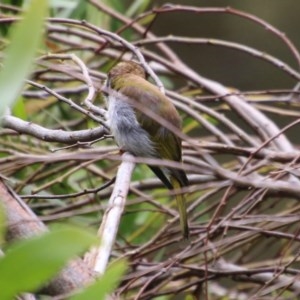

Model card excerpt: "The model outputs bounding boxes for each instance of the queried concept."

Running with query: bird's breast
[106,92,156,158]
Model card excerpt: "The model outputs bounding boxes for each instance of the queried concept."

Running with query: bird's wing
[118,75,188,187]
[118,75,182,160]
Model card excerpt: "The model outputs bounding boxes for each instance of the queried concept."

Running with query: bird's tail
[170,176,189,239]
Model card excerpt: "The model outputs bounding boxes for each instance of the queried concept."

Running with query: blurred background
[151,0,299,90]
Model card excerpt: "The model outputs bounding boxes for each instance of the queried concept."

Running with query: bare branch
[2,115,106,144]
[85,152,135,274]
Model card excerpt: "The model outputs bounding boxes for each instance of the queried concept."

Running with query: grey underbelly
[107,97,156,157]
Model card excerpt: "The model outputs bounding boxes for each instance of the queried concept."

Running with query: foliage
[1,0,300,299]
[70,260,127,300]
[0,0,47,115]
[0,226,96,299]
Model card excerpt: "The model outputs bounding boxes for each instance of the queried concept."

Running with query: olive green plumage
[106,61,189,238]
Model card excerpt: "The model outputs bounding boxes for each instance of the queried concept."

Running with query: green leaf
[0,0,48,117]
[12,96,27,119]
[0,226,97,299]
[70,259,127,300]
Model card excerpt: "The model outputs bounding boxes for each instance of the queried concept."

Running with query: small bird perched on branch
[105,61,189,239]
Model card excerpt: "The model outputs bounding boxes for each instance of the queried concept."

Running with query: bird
[105,61,189,239]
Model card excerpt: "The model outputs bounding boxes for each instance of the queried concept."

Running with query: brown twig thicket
[1,3,300,299]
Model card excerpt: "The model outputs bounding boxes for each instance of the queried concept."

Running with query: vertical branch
[85,153,135,274]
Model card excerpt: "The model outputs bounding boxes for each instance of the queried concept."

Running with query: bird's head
[108,61,146,80]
